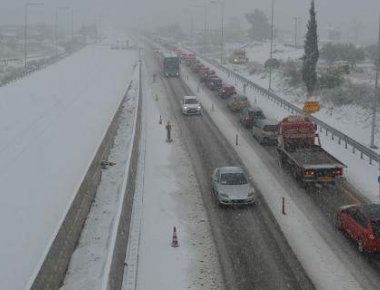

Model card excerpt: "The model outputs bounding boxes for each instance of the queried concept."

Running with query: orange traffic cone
[171,226,179,248]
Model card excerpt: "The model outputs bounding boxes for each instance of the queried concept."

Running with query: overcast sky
[1,0,380,44]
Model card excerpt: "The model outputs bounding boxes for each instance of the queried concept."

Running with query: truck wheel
[357,239,364,253]
[277,152,286,169]
[335,215,342,230]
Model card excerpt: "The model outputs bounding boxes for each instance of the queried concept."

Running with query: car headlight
[184,106,188,110]
[219,193,229,199]
[197,105,201,110]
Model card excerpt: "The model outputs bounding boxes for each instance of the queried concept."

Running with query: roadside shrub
[264,58,280,69]
[320,81,372,107]
[319,69,344,89]
[247,61,265,75]
[282,60,302,87]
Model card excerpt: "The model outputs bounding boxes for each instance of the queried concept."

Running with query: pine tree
[302,0,319,98]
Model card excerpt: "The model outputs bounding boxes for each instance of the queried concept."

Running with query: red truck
[277,115,346,185]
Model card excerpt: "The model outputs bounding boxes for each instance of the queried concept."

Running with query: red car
[227,95,250,112]
[218,85,236,99]
[336,203,380,252]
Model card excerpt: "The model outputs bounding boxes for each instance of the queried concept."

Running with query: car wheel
[357,239,364,253]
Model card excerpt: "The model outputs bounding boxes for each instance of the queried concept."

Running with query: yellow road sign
[303,101,320,113]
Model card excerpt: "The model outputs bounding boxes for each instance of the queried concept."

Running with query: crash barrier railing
[101,59,142,290]
[199,56,380,167]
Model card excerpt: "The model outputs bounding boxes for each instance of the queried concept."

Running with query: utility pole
[24,2,44,68]
[55,7,69,58]
[210,1,225,64]
[370,13,380,149]
[294,16,301,48]
[190,13,194,49]
[204,4,208,51]
[268,0,274,91]
[71,9,74,41]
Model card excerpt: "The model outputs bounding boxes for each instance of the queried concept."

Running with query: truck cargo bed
[283,145,344,169]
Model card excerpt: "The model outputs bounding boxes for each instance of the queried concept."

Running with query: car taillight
[304,169,315,176]
[367,233,375,240]
[332,168,343,176]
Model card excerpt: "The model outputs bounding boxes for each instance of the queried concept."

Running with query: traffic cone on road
[171,226,179,248]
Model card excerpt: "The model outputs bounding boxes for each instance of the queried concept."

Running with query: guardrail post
[338,138,341,145]
[325,129,328,136]
[331,134,334,141]
[282,197,286,215]
[353,146,356,154]
[236,134,238,146]
[345,139,348,149]
[360,152,363,159]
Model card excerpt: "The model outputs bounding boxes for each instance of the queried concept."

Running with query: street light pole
[191,4,208,51]
[294,16,301,48]
[24,5,27,68]
[71,9,74,41]
[370,13,380,149]
[55,7,69,58]
[204,5,208,51]
[210,0,225,64]
[190,13,194,49]
[221,1,224,64]
[24,2,44,68]
[268,0,274,91]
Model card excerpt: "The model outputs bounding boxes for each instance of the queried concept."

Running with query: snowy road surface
[122,48,224,290]
[180,61,380,289]
[142,47,314,289]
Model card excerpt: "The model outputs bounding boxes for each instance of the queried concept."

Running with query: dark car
[217,85,236,99]
[239,106,266,128]
[206,76,222,91]
[227,95,250,112]
[200,70,215,83]
[252,118,279,145]
[336,203,380,252]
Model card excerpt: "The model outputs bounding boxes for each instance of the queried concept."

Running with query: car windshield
[220,173,247,185]
[237,96,248,102]
[371,221,380,237]
[250,111,264,118]
[185,99,199,104]
[263,125,279,132]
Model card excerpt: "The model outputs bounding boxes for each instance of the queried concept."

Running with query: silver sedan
[211,166,256,206]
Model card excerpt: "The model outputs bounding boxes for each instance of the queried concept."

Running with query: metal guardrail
[200,56,380,167]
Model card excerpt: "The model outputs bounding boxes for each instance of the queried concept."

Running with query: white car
[211,166,256,206]
[182,96,201,115]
